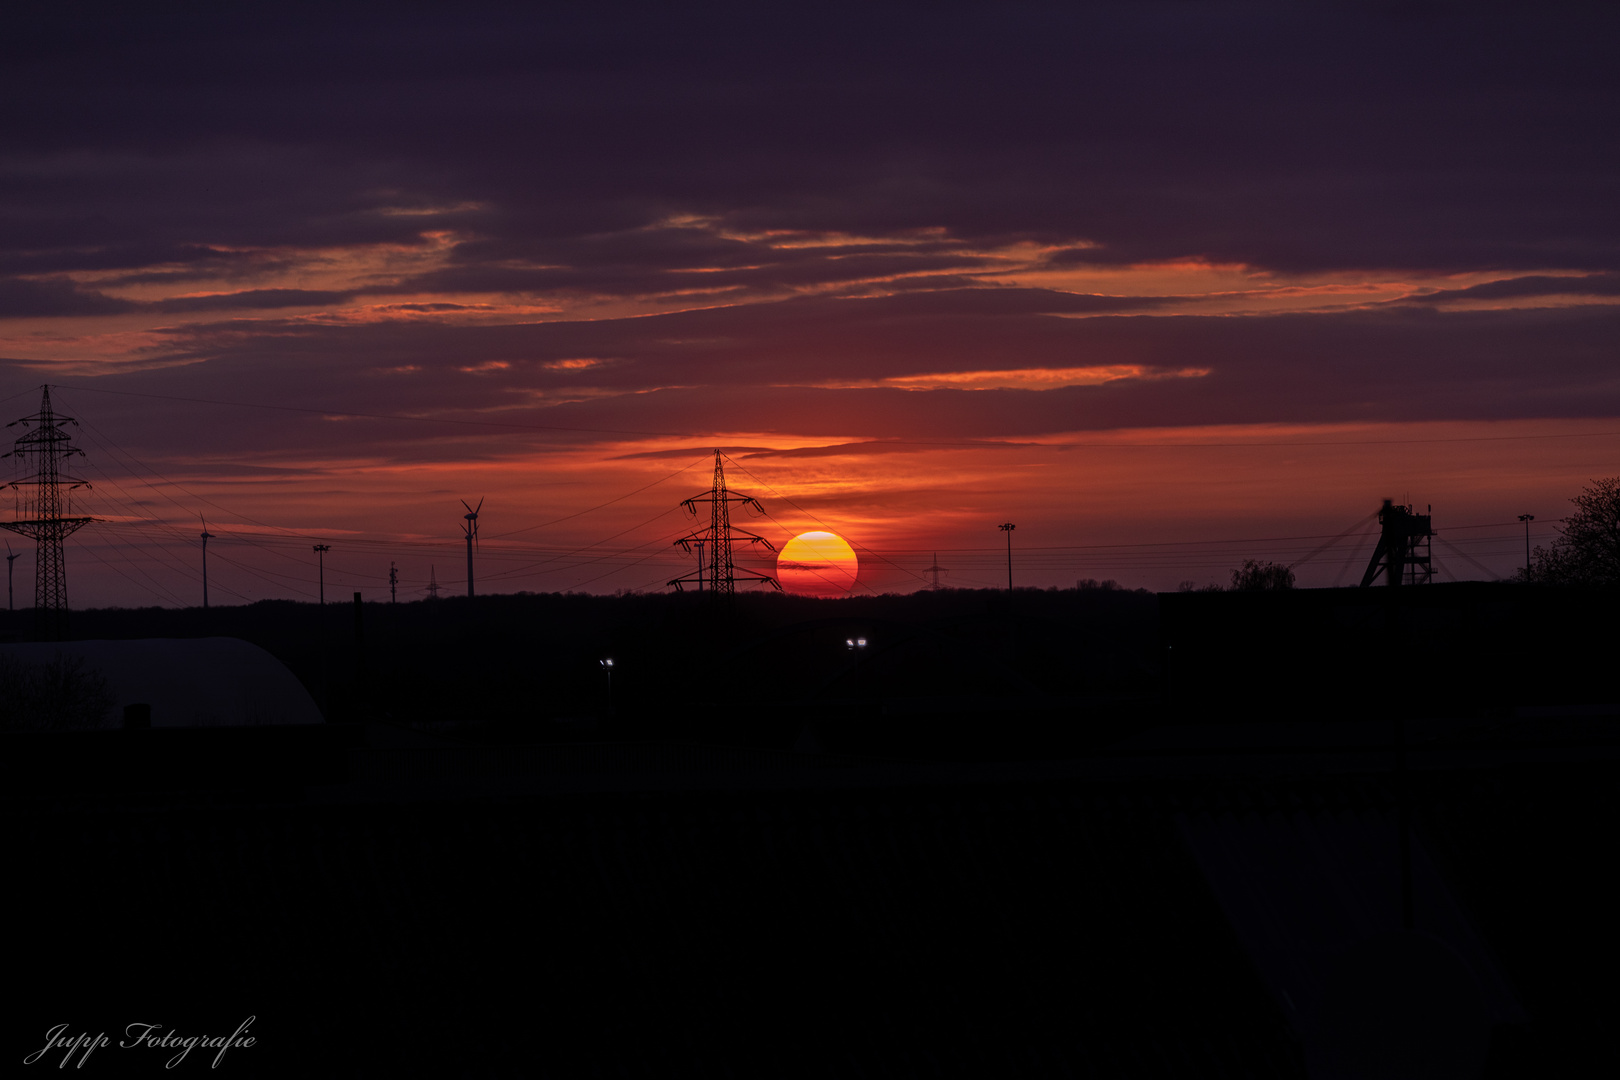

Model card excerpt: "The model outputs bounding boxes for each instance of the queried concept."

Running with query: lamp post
[1518,514,1534,577]
[312,544,330,604]
[600,658,614,715]
[998,522,1016,593]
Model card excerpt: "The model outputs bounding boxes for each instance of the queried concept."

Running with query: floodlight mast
[312,544,330,604]
[998,522,1016,593]
[668,451,780,595]
[2,385,94,640]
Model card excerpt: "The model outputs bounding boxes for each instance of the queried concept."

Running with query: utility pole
[668,450,779,594]
[1518,514,1535,577]
[5,542,18,611]
[313,544,330,604]
[2,385,94,640]
[998,522,1016,593]
[199,516,213,608]
[389,561,398,603]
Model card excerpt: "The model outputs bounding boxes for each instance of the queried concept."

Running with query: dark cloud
[611,446,779,461]
[32,293,1618,469]
[0,276,134,317]
[150,288,354,313]
[739,440,1042,459]
[6,4,1618,487]
[2,4,1616,280]
[1401,273,1620,304]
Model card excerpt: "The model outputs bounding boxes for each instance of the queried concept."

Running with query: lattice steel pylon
[668,450,780,594]
[2,386,94,639]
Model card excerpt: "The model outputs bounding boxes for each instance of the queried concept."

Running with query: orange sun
[777,531,859,597]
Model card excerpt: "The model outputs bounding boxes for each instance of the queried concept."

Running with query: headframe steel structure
[669,451,780,595]
[2,385,94,639]
[1360,499,1433,587]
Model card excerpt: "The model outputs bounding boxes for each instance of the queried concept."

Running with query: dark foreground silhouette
[6,584,1616,1075]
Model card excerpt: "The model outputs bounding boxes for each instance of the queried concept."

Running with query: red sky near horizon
[3,7,1617,607]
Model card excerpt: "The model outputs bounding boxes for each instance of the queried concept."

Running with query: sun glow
[777,531,859,597]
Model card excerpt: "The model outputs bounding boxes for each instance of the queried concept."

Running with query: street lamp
[1518,514,1534,577]
[998,522,1016,592]
[312,544,330,604]
[600,658,614,714]
[845,637,867,650]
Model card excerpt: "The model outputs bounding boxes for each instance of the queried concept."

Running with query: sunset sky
[3,4,1618,606]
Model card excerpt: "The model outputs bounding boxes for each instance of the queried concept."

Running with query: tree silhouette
[1229,559,1295,591]
[1522,476,1620,586]
[0,654,115,731]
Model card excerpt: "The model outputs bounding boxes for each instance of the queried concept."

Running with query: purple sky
[3,4,1617,605]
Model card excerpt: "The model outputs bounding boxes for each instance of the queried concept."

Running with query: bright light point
[777,531,859,597]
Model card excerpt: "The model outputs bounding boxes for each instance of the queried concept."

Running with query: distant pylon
[425,565,441,599]
[668,450,780,594]
[924,552,949,590]
[2,385,94,640]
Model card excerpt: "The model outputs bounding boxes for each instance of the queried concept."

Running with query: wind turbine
[5,541,18,612]
[199,515,213,609]
[462,498,482,598]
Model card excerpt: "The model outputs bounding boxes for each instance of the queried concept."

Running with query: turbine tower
[668,450,779,594]
[2,385,94,640]
[462,498,482,597]
[6,541,19,611]
[199,515,213,608]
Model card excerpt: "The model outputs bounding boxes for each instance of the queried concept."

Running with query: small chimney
[123,703,151,729]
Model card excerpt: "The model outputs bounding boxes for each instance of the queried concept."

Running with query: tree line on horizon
[1185,476,1619,593]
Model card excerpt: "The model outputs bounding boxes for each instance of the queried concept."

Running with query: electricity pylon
[2,386,94,640]
[425,565,441,599]
[924,552,949,590]
[668,450,780,594]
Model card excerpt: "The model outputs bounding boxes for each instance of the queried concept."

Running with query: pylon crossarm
[674,528,718,548]
[733,570,781,590]
[730,527,774,550]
